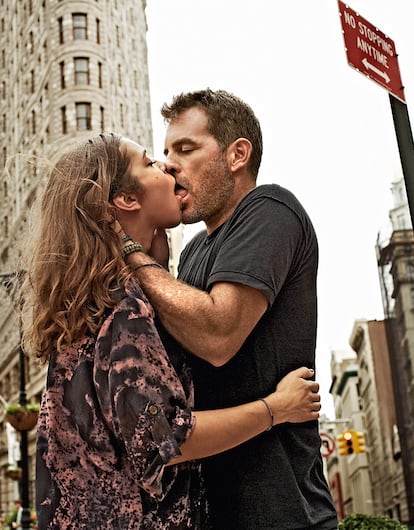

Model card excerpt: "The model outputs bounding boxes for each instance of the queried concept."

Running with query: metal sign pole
[389,94,414,229]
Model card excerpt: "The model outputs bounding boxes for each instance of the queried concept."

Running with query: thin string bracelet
[259,397,274,431]
[132,263,163,271]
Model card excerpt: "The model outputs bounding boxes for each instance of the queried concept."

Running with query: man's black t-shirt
[165,184,338,529]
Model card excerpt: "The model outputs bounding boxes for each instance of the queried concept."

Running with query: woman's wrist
[258,397,274,431]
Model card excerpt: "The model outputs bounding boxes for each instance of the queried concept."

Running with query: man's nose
[164,159,177,177]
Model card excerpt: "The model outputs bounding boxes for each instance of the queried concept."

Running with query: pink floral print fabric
[36,281,209,529]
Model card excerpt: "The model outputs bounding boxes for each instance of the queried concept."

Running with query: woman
[22,132,320,529]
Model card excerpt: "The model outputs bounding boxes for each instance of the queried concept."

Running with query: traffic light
[354,431,366,453]
[337,430,355,455]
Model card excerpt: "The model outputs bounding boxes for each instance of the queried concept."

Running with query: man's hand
[265,367,321,425]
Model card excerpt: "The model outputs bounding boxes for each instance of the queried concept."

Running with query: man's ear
[112,191,141,212]
[227,138,252,172]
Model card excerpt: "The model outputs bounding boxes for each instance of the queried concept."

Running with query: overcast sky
[145,0,414,416]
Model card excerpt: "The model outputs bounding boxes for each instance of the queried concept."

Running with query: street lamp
[0,271,32,529]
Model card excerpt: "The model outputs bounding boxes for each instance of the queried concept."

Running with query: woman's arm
[105,287,319,474]
[169,366,319,464]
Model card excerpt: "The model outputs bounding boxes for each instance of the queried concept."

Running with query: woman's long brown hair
[22,132,137,363]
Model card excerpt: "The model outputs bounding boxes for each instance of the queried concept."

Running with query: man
[127,88,338,529]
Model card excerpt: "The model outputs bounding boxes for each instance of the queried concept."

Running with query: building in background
[325,177,413,525]
[0,0,165,515]
[327,351,373,517]
[376,177,414,525]
[349,319,406,520]
[321,352,358,520]
[326,319,407,522]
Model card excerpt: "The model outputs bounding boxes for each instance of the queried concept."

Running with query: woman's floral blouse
[36,281,209,529]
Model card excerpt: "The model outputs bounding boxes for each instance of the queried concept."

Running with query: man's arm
[128,252,268,367]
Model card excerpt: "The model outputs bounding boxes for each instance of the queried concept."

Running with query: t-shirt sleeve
[207,196,304,305]
[95,288,195,500]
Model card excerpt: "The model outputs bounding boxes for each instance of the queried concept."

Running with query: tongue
[175,189,188,199]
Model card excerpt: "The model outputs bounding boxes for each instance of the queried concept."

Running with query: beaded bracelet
[121,242,143,258]
[259,397,274,431]
[132,263,163,271]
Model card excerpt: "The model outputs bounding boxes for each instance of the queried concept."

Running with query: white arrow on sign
[362,58,391,84]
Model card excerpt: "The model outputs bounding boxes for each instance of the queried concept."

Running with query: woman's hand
[111,219,124,239]
[265,367,321,426]
[149,229,169,269]
[112,220,169,269]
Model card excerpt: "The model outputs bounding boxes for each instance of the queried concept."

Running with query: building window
[74,57,89,85]
[61,106,67,134]
[60,61,65,89]
[73,13,87,40]
[100,106,104,131]
[2,113,5,133]
[32,151,37,178]
[96,18,100,44]
[120,103,124,128]
[30,69,35,94]
[98,62,102,88]
[76,102,91,130]
[31,110,36,134]
[58,17,64,44]
[407,262,414,281]
[396,213,406,230]
[117,64,121,86]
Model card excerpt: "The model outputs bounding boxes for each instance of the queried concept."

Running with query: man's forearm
[128,253,235,365]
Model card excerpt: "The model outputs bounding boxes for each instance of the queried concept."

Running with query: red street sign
[320,432,335,458]
[337,1,405,103]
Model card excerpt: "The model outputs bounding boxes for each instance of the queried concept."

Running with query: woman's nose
[156,161,167,172]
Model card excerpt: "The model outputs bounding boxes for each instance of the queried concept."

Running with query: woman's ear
[112,192,141,212]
